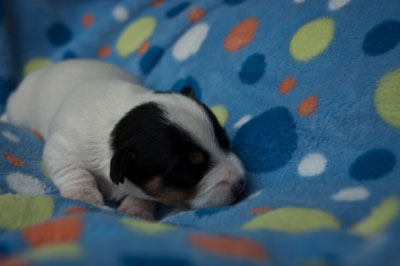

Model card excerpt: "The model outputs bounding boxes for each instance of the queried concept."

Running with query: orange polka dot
[189,234,268,261]
[64,206,86,215]
[298,95,318,116]
[4,153,24,167]
[188,7,206,23]
[0,257,27,266]
[279,76,296,94]
[31,129,44,142]
[22,215,82,247]
[98,45,111,58]
[81,13,94,28]
[6,17,13,32]
[249,206,272,215]
[224,18,258,52]
[152,0,164,7]
[137,40,150,55]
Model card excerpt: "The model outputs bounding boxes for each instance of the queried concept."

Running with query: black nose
[231,179,246,196]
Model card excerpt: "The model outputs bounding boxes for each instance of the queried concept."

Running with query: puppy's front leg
[118,195,156,220]
[43,134,104,206]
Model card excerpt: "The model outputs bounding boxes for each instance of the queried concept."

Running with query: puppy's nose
[231,179,246,196]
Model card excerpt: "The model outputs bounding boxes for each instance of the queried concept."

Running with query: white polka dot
[233,115,251,129]
[2,130,20,143]
[328,0,351,11]
[298,153,327,177]
[246,190,262,200]
[113,6,129,22]
[331,186,369,201]
[97,205,113,211]
[294,0,306,3]
[173,23,209,61]
[7,172,45,194]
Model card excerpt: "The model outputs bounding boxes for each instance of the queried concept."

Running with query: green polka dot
[121,217,175,234]
[0,194,54,230]
[25,244,82,261]
[116,16,156,57]
[210,105,228,127]
[40,160,50,179]
[23,58,51,76]
[352,196,399,237]
[242,207,340,233]
[290,18,335,62]
[374,68,400,128]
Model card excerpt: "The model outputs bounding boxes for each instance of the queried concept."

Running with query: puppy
[6,60,246,219]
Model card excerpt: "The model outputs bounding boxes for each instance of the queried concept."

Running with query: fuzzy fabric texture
[0,0,400,265]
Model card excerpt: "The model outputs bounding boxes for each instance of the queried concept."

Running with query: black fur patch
[110,103,210,192]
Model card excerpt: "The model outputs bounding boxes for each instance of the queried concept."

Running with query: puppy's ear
[180,86,196,99]
[110,148,135,185]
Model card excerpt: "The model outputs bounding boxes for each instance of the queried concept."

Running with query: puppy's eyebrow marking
[188,150,206,165]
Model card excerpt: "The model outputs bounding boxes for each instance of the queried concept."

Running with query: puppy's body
[8,60,150,202]
[7,60,245,219]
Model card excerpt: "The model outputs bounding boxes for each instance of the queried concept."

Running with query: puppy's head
[110,87,246,209]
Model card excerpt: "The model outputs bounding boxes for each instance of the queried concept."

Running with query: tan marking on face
[142,176,197,206]
[188,150,206,165]
[129,152,136,160]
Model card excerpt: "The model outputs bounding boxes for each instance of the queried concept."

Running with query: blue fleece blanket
[1,0,400,265]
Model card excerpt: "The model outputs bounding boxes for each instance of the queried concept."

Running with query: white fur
[6,59,245,219]
[0,112,7,122]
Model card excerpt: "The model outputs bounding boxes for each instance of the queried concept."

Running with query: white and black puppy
[6,60,246,219]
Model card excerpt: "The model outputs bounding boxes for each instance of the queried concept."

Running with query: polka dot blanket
[0,0,400,265]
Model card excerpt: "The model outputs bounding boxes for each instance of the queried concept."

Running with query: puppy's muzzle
[231,179,246,197]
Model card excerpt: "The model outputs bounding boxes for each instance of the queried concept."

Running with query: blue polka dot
[139,46,164,74]
[62,50,77,60]
[0,77,16,107]
[0,242,9,255]
[170,76,202,100]
[195,206,230,218]
[233,107,297,173]
[224,0,247,5]
[239,53,266,85]
[350,149,396,180]
[363,20,400,56]
[47,23,73,46]
[121,256,191,266]
[166,2,190,18]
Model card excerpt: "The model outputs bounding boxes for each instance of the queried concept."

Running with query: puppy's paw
[118,206,155,220]
[62,188,105,206]
[118,196,155,220]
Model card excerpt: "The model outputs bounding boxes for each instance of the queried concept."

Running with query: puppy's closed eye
[188,150,206,165]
